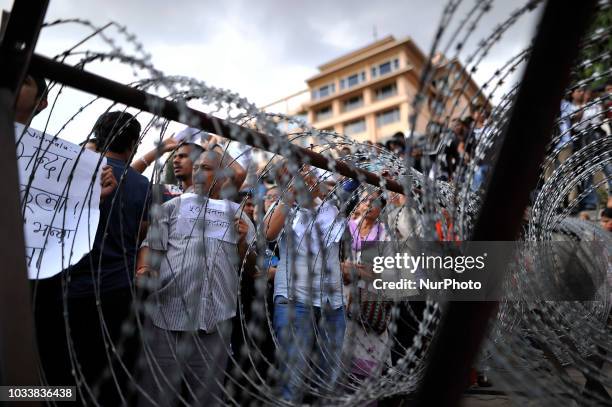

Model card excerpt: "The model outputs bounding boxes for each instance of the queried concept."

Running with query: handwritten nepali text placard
[15,123,104,279]
[177,193,252,244]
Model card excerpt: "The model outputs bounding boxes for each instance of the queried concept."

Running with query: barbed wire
[12,1,612,405]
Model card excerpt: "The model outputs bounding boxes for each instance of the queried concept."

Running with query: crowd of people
[361,101,490,188]
[550,84,612,214]
[16,72,419,406]
[371,85,612,215]
[15,70,612,407]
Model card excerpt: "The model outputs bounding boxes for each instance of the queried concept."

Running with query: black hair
[30,74,48,99]
[601,207,612,219]
[93,111,141,154]
[461,116,474,127]
[178,141,205,160]
[372,190,387,208]
[470,102,490,118]
[239,189,254,199]
[78,138,98,148]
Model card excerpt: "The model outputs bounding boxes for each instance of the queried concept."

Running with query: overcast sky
[2,0,542,144]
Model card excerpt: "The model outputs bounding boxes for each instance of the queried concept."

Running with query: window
[375,83,398,100]
[379,61,392,76]
[319,83,334,98]
[312,82,336,100]
[343,95,363,112]
[371,58,400,78]
[347,74,360,87]
[315,105,332,122]
[344,118,366,135]
[376,108,400,127]
[341,71,366,90]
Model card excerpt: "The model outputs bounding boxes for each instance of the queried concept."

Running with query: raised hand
[100,165,117,203]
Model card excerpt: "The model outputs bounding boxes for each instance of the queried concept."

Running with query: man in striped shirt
[137,150,255,407]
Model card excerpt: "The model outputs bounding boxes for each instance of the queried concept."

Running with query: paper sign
[177,193,248,243]
[292,201,345,249]
[15,123,104,279]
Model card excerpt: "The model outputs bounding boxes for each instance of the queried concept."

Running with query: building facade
[262,35,488,143]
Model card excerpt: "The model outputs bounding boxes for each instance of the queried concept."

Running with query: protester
[19,78,127,404]
[440,118,468,181]
[171,127,247,194]
[342,191,391,389]
[339,146,352,158]
[435,208,458,241]
[238,188,256,223]
[173,141,206,191]
[600,208,612,233]
[547,88,585,208]
[604,83,612,208]
[337,177,361,217]
[136,149,255,407]
[227,186,276,404]
[15,74,48,125]
[382,193,429,373]
[261,185,281,278]
[80,138,99,151]
[262,185,280,220]
[386,132,406,156]
[131,134,179,174]
[63,111,149,405]
[467,103,491,191]
[574,86,604,211]
[18,74,66,391]
[408,144,423,173]
[263,164,346,403]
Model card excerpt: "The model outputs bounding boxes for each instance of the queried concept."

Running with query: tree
[575,3,612,86]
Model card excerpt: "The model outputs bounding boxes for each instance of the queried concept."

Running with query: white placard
[292,201,345,248]
[15,123,104,279]
[177,193,244,243]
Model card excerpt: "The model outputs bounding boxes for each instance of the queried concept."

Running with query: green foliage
[576,4,612,87]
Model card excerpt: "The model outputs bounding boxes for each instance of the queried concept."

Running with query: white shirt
[575,101,603,134]
[271,201,345,308]
[142,195,255,332]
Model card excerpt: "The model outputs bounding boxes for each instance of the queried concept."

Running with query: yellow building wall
[295,37,486,143]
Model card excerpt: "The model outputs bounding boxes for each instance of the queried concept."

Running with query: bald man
[137,150,255,407]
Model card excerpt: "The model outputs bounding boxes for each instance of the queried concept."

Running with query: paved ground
[460,364,612,407]
[461,394,512,407]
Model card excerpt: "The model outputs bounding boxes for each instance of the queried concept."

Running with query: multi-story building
[262,35,489,144]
